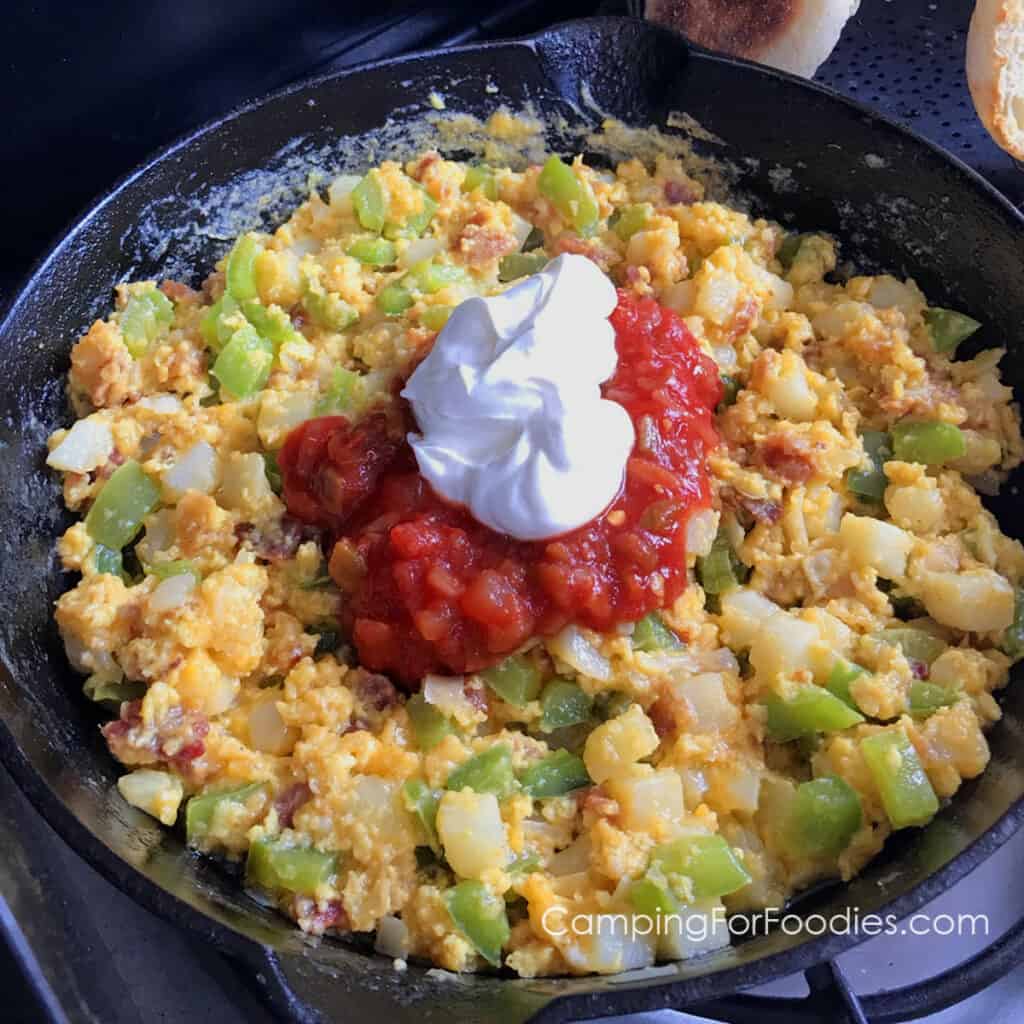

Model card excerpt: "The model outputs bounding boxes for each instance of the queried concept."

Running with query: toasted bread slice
[645,0,860,78]
[967,0,1024,160]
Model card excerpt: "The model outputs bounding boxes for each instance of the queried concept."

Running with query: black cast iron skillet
[2,15,1024,1023]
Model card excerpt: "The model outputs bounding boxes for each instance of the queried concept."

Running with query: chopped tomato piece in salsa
[278,291,722,684]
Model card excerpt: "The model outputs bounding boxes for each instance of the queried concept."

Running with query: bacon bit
[160,280,198,303]
[726,297,758,342]
[664,180,698,205]
[102,700,210,777]
[275,783,312,828]
[648,695,678,739]
[458,224,518,266]
[411,151,441,180]
[291,309,308,330]
[353,670,399,711]
[293,896,349,936]
[720,486,782,525]
[758,435,814,485]
[580,785,618,818]
[235,516,321,562]
[910,659,929,680]
[201,271,225,302]
[92,447,125,483]
[551,234,618,272]
[343,716,370,735]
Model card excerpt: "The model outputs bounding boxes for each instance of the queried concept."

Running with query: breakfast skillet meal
[44,119,1024,977]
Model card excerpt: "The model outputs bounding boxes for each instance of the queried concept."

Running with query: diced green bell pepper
[697,532,746,595]
[402,778,442,855]
[1002,585,1024,660]
[245,836,338,895]
[891,420,966,466]
[518,750,590,798]
[909,680,957,718]
[315,366,362,415]
[83,675,145,708]
[629,875,679,917]
[446,744,515,798]
[878,627,946,666]
[384,189,437,240]
[240,300,304,347]
[498,250,549,282]
[783,775,862,858]
[612,203,652,242]
[199,293,240,351]
[480,654,542,707]
[777,234,804,270]
[186,782,266,846]
[717,373,741,410]
[347,237,397,266]
[632,612,682,653]
[444,880,509,966]
[376,283,413,315]
[825,658,865,710]
[406,693,455,750]
[846,430,892,504]
[225,235,262,301]
[304,281,359,331]
[538,156,599,236]
[421,305,452,331]
[596,691,633,721]
[212,323,274,398]
[923,307,981,355]
[145,559,202,583]
[406,260,465,295]
[860,728,939,828]
[93,543,125,579]
[85,460,160,550]
[764,686,865,742]
[351,171,387,233]
[539,679,593,732]
[461,165,498,200]
[650,834,751,901]
[120,287,174,357]
[263,450,282,494]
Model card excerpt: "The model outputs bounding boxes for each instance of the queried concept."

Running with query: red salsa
[278,291,722,684]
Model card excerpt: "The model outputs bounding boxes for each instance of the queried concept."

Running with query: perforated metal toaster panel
[815,0,1024,206]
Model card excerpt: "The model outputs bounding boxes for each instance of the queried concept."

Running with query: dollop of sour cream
[401,253,634,541]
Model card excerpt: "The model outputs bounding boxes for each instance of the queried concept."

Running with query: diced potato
[257,389,317,450]
[759,350,818,422]
[348,775,416,848]
[695,265,743,324]
[749,612,822,681]
[218,452,278,518]
[919,569,1014,633]
[718,588,781,649]
[839,513,913,579]
[658,899,730,961]
[707,762,762,814]
[248,697,298,756]
[255,248,303,308]
[563,917,657,974]
[669,673,739,733]
[685,508,719,558]
[47,417,113,473]
[885,482,944,534]
[583,704,659,785]
[436,789,509,879]
[788,235,835,287]
[117,769,184,826]
[163,441,220,502]
[607,768,684,832]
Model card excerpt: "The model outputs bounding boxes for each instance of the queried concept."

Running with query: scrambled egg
[47,134,1024,977]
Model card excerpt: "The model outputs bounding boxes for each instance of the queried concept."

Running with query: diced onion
[374,915,411,957]
[47,418,114,473]
[548,625,611,681]
[149,573,196,613]
[510,211,533,249]
[422,675,473,719]
[399,236,444,269]
[328,173,363,207]
[548,835,591,876]
[137,394,183,414]
[248,699,294,755]
[163,441,220,500]
[685,508,719,558]
[117,769,184,826]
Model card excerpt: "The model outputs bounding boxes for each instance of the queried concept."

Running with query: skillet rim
[2,14,1024,1020]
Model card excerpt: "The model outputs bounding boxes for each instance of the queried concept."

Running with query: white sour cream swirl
[401,253,634,541]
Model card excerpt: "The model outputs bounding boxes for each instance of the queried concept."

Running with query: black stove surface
[3,1,1024,1022]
